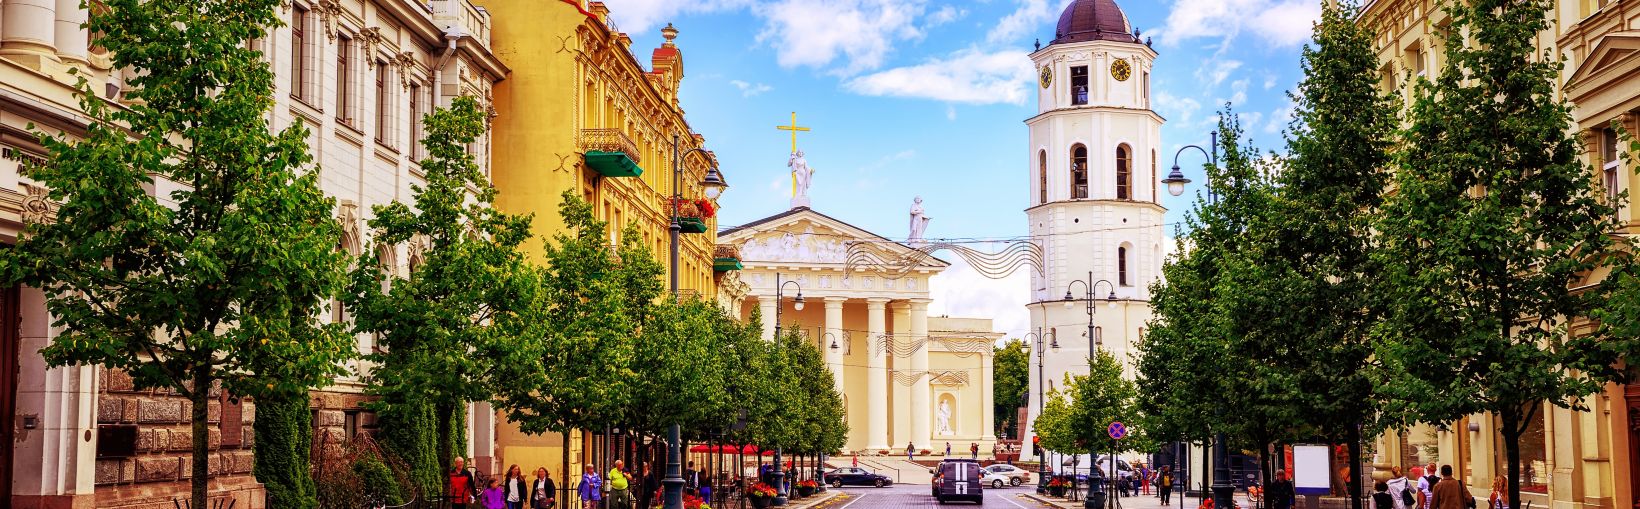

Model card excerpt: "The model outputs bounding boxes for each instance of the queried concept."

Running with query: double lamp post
[1062,274,1115,509]
[664,135,729,509]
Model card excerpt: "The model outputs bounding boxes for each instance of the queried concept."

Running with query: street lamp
[1062,274,1117,355]
[1025,328,1058,493]
[771,273,803,505]
[665,134,730,509]
[1161,132,1233,509]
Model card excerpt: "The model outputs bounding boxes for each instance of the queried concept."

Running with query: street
[828,483,1053,509]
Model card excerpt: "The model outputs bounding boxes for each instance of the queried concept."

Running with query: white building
[1021,0,1166,462]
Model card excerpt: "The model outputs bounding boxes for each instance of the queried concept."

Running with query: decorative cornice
[21,183,55,225]
[359,27,385,68]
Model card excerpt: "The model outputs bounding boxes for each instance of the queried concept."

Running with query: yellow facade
[478,0,726,482]
[1357,2,1640,509]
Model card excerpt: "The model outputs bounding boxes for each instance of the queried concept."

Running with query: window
[375,60,390,143]
[1142,72,1150,106]
[1071,145,1088,199]
[1038,150,1048,204]
[409,83,423,159]
[291,6,308,101]
[1500,407,1549,494]
[1118,246,1129,286]
[1070,66,1089,105]
[1603,127,1620,201]
[1116,144,1132,200]
[337,35,353,126]
[1150,149,1157,202]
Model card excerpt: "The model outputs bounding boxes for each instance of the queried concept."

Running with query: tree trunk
[190,366,211,509]
[1350,427,1364,509]
[1504,410,1523,509]
[563,431,572,505]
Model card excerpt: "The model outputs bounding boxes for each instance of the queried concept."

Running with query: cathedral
[1020,0,1167,462]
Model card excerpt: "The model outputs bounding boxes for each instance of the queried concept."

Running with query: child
[1373,481,1394,509]
[482,477,506,509]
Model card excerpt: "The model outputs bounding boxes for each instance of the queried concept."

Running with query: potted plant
[1047,477,1067,497]
[746,482,777,509]
[796,479,818,498]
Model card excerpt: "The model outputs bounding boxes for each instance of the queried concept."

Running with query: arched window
[1118,245,1130,286]
[1116,144,1132,200]
[1039,150,1048,204]
[1071,145,1088,199]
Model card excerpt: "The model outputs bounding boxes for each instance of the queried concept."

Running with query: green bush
[353,457,407,506]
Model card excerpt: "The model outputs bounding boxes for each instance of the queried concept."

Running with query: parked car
[982,464,1031,487]
[934,459,984,504]
[824,467,893,488]
[1056,455,1134,483]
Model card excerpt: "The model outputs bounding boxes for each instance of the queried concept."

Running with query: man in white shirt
[1417,463,1439,509]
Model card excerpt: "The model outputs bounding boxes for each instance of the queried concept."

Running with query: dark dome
[1053,0,1138,45]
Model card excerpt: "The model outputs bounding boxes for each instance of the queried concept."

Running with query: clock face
[1111,59,1132,82]
[1039,65,1053,88]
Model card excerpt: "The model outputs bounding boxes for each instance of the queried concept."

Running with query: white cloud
[1226,78,1250,106]
[987,0,1071,44]
[844,48,1035,105]
[1263,73,1278,90]
[755,0,930,75]
[927,256,1033,342]
[946,104,958,120]
[729,80,773,97]
[927,5,967,27]
[1154,89,1203,127]
[600,0,751,33]
[1266,99,1297,134]
[1195,60,1242,88]
[1155,0,1320,49]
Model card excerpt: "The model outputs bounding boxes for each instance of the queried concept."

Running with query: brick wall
[93,368,259,508]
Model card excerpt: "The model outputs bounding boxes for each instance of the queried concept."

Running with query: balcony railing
[1073,185,1089,199]
[580,128,643,177]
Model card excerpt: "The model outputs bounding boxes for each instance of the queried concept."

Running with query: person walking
[1431,465,1474,509]
[532,468,557,509]
[481,478,507,509]
[1268,471,1296,509]
[1157,466,1174,505]
[449,457,480,509]
[503,465,528,509]
[580,464,603,509]
[1418,464,1440,509]
[971,443,979,460]
[1487,476,1508,509]
[1387,467,1414,509]
[1373,482,1395,509]
[907,442,916,463]
[608,460,633,509]
[639,462,658,509]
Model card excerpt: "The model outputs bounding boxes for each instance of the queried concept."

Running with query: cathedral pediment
[719,207,947,271]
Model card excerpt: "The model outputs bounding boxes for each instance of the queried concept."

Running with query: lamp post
[1160,132,1233,509]
[1061,274,1115,509]
[666,134,729,509]
[1026,328,1057,493]
[771,273,804,505]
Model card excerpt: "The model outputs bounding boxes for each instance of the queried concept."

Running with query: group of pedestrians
[1375,463,1485,509]
[443,457,559,509]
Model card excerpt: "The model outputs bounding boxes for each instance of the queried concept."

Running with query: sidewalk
[1023,490,1254,509]
[778,488,846,509]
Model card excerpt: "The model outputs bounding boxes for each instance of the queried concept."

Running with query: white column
[12,286,95,502]
[982,347,996,442]
[909,299,931,451]
[823,297,845,401]
[52,0,87,64]
[2,0,59,61]
[865,298,889,451]
[758,297,777,341]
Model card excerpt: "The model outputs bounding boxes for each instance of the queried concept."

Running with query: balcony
[1073,184,1089,199]
[713,244,743,272]
[672,198,713,234]
[580,129,644,177]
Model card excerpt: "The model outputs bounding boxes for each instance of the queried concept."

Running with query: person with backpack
[1157,466,1174,505]
[1387,467,1416,509]
[1418,463,1440,509]
[1374,482,1395,509]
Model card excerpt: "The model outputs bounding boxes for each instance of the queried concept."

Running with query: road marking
[835,493,868,509]
[997,493,1033,509]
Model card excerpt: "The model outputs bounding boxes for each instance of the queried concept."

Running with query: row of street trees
[1034,350,1151,468]
[0,1,847,508]
[1139,3,1640,509]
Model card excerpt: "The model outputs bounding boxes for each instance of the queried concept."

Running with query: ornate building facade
[0,0,508,506]
[477,0,729,482]
[1358,1,1640,508]
[1020,0,1167,463]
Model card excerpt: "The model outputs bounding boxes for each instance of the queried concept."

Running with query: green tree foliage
[257,395,319,508]
[1374,2,1640,508]
[1033,383,1076,454]
[1065,351,1141,456]
[1215,3,1399,499]
[344,96,539,494]
[0,0,354,505]
[782,329,848,454]
[629,296,735,438]
[993,340,1030,437]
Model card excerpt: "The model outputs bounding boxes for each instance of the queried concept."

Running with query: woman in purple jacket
[579,464,604,509]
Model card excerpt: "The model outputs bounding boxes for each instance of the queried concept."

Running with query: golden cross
[775,111,810,153]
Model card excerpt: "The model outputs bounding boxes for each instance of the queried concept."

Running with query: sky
[600,0,1322,341]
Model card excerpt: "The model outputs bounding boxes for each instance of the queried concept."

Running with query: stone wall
[92,368,260,509]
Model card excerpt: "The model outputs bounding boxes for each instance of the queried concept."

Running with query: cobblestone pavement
[825,481,1061,509]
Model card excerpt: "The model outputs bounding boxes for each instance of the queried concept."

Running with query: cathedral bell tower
[1022,0,1165,459]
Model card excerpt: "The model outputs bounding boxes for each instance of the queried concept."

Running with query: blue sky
[603,0,1321,338]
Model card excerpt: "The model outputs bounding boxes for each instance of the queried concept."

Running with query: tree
[1374,2,1640,508]
[1065,350,1141,466]
[1217,3,1398,505]
[993,340,1030,438]
[0,0,355,505]
[343,96,539,495]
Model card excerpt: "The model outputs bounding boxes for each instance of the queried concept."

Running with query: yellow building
[1358,1,1640,508]
[477,0,729,480]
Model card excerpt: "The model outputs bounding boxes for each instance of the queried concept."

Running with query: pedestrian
[1388,467,1414,509]
[503,464,528,509]
[1268,471,1296,509]
[907,442,916,462]
[971,443,979,460]
[580,464,603,509]
[608,460,633,509]
[699,474,714,504]
[639,462,658,509]
[1373,482,1394,509]
[481,477,506,509]
[1419,463,1440,509]
[532,468,557,509]
[449,457,480,509]
[946,442,952,456]
[1487,477,1507,509]
[687,461,699,489]
[1158,466,1174,505]
[1431,465,1474,509]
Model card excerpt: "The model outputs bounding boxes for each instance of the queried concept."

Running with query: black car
[933,459,984,504]
[824,467,893,488]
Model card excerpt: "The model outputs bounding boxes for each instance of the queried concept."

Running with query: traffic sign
[1107,421,1127,440]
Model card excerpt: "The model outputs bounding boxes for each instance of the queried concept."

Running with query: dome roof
[1053,0,1139,45]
